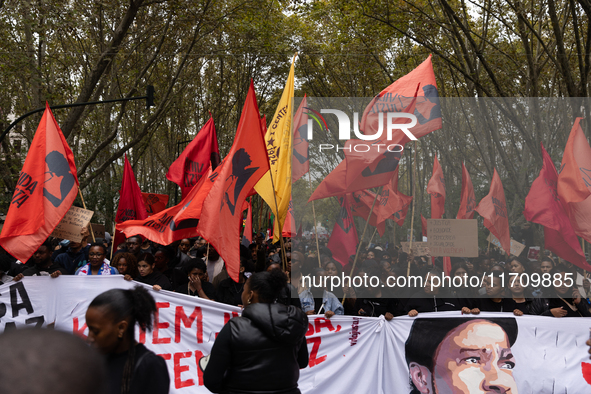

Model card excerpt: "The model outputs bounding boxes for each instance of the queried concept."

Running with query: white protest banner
[1,278,590,393]
[427,219,478,257]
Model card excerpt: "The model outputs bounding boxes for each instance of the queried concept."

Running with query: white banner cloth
[0,277,590,393]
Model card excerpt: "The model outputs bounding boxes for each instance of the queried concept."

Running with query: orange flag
[557,118,591,243]
[475,169,510,256]
[119,166,215,244]
[349,190,386,236]
[377,167,413,226]
[421,214,428,238]
[427,156,445,219]
[360,54,441,143]
[456,163,476,219]
[141,193,170,216]
[197,81,270,282]
[282,200,296,238]
[0,104,78,262]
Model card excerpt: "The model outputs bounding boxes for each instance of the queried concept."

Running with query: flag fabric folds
[310,57,439,202]
[360,54,442,144]
[254,57,295,242]
[524,143,590,270]
[113,155,148,248]
[457,163,476,219]
[0,104,79,262]
[427,156,445,219]
[198,81,270,282]
[142,193,169,216]
[378,167,413,226]
[475,169,511,256]
[327,195,359,266]
[166,117,220,199]
[244,201,253,244]
[292,95,309,182]
[349,190,386,237]
[557,118,591,244]
[118,167,215,245]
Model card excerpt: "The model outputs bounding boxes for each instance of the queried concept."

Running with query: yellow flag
[254,56,295,242]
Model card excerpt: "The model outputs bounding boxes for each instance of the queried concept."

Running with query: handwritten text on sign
[51,206,94,242]
[427,219,478,257]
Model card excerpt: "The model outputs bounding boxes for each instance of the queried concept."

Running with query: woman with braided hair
[85,286,170,394]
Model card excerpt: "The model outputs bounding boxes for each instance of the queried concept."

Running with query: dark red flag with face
[197,81,270,282]
[166,117,220,198]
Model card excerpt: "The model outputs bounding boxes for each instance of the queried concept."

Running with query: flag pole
[307,172,322,268]
[367,226,378,246]
[110,222,116,261]
[267,169,288,271]
[343,186,382,304]
[77,188,96,243]
[407,142,418,277]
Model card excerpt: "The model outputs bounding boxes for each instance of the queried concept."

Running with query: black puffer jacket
[203,303,309,394]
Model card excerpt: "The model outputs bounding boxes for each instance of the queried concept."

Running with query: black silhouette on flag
[43,151,76,208]
[361,150,402,178]
[223,148,259,215]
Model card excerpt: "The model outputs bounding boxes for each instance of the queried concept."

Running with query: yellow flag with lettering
[254,57,295,243]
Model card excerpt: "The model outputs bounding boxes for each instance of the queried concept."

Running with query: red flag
[377,167,413,226]
[421,215,428,238]
[296,222,303,238]
[475,169,510,256]
[457,163,476,219]
[119,167,215,244]
[292,95,309,182]
[166,117,220,198]
[360,55,441,144]
[427,156,445,219]
[244,201,253,243]
[557,118,591,243]
[349,190,386,236]
[282,200,296,238]
[113,155,148,248]
[308,148,403,201]
[328,195,359,266]
[0,104,78,262]
[141,193,169,216]
[197,81,270,282]
[524,143,590,270]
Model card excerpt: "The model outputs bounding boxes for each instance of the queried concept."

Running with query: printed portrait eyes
[500,361,516,369]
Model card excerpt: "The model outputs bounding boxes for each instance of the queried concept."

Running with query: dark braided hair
[248,269,288,303]
[88,286,157,394]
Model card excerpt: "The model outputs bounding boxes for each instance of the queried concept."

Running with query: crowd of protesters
[1,226,590,322]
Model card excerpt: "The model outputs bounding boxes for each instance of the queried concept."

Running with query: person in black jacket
[203,269,309,394]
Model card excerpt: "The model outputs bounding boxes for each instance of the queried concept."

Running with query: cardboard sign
[51,206,94,242]
[90,223,105,240]
[427,219,478,257]
[487,233,526,257]
[400,242,430,256]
